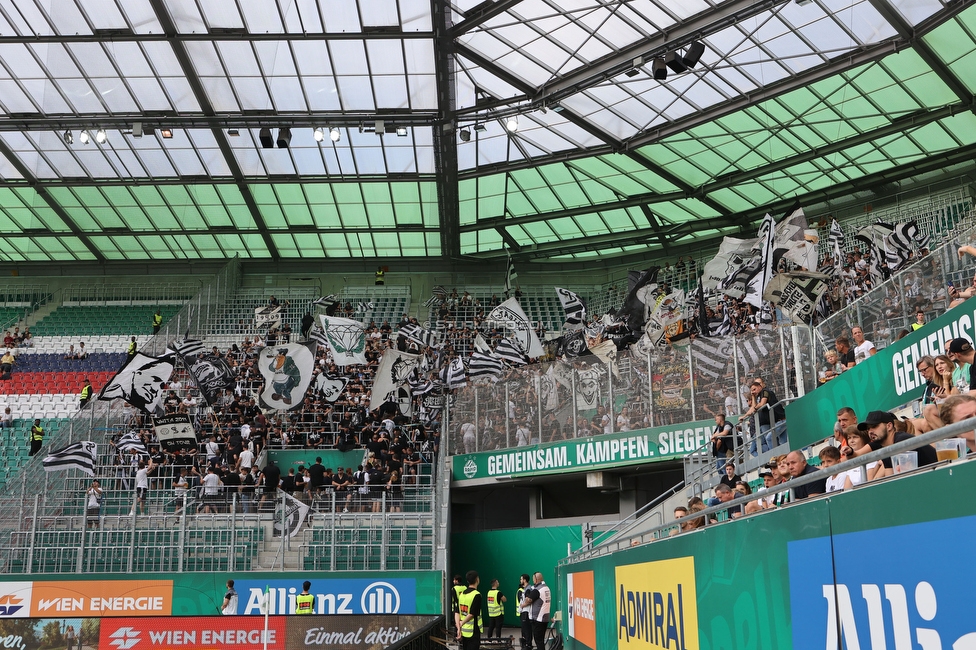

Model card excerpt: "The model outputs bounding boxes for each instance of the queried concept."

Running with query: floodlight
[276,127,292,148]
[683,41,705,68]
[474,124,487,132]
[79,131,90,145]
[506,117,519,133]
[63,130,72,145]
[259,128,274,148]
[459,128,471,142]
[314,128,324,142]
[160,129,173,139]
[330,128,341,142]
[651,58,667,80]
[95,129,107,144]
[665,52,687,74]
[396,127,407,137]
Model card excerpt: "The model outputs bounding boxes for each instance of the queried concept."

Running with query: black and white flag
[407,371,436,397]
[495,338,528,366]
[254,305,282,329]
[99,352,174,415]
[856,222,894,283]
[555,287,587,328]
[721,213,775,308]
[442,356,467,389]
[357,301,374,313]
[504,251,518,295]
[43,441,97,476]
[369,349,421,411]
[173,338,235,406]
[485,298,544,358]
[736,335,770,376]
[616,267,660,332]
[116,431,149,456]
[318,315,367,365]
[885,222,920,271]
[257,342,317,411]
[468,351,505,381]
[829,218,845,278]
[272,491,311,539]
[153,414,197,453]
[703,237,757,290]
[399,322,437,349]
[423,285,448,308]
[313,372,348,403]
[763,272,829,324]
[691,337,733,379]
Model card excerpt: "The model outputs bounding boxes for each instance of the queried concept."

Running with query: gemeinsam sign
[786,294,976,449]
[452,418,729,482]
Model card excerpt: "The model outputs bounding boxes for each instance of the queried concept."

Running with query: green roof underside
[0,0,974,264]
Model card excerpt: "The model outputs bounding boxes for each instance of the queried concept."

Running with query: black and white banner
[42,441,96,476]
[313,372,349,403]
[318,315,368,366]
[763,272,829,324]
[257,342,317,411]
[369,349,421,411]
[495,337,528,366]
[468,351,504,381]
[173,338,236,406]
[116,431,149,456]
[555,287,586,328]
[485,298,544,358]
[98,352,174,415]
[153,414,197,452]
[254,305,282,329]
[273,491,311,538]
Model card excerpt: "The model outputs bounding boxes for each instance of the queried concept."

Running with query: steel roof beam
[0,114,440,132]
[0,139,105,262]
[432,0,461,259]
[450,0,526,37]
[0,31,434,44]
[148,0,278,260]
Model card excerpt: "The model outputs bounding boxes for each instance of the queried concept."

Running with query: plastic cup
[935,438,966,461]
[891,451,918,474]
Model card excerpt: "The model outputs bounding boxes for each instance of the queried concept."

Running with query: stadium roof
[0,0,974,266]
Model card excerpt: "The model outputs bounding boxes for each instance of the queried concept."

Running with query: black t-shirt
[308,464,326,488]
[262,464,281,490]
[839,349,856,367]
[873,431,939,468]
[792,464,827,499]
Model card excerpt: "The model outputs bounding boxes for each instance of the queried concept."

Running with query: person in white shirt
[201,467,222,514]
[237,447,254,473]
[460,421,476,453]
[1,407,12,429]
[134,459,155,515]
[851,326,876,364]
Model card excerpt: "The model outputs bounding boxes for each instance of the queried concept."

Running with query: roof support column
[432,0,461,259]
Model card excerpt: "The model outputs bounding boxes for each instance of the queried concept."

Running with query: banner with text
[785,295,976,449]
[452,419,726,482]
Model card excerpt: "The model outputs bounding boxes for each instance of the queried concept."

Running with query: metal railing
[563,414,976,564]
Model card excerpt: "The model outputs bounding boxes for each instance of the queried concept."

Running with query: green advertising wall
[557,461,976,650]
[786,295,976,449]
[452,526,583,627]
[452,419,728,482]
[268,449,368,473]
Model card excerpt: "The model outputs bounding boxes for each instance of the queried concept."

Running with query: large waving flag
[257,342,317,411]
[318,315,367,366]
[555,288,586,329]
[43,441,97,476]
[172,338,235,406]
[370,349,421,411]
[99,352,174,415]
[485,298,544,358]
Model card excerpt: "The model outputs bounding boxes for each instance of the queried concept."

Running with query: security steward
[295,581,314,614]
[28,419,43,457]
[451,574,465,633]
[455,571,482,650]
[79,378,92,409]
[375,266,385,285]
[152,309,163,334]
[127,336,137,361]
[486,578,506,639]
[517,573,531,650]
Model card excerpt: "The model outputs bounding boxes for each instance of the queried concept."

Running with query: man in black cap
[948,338,976,390]
[858,410,937,479]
